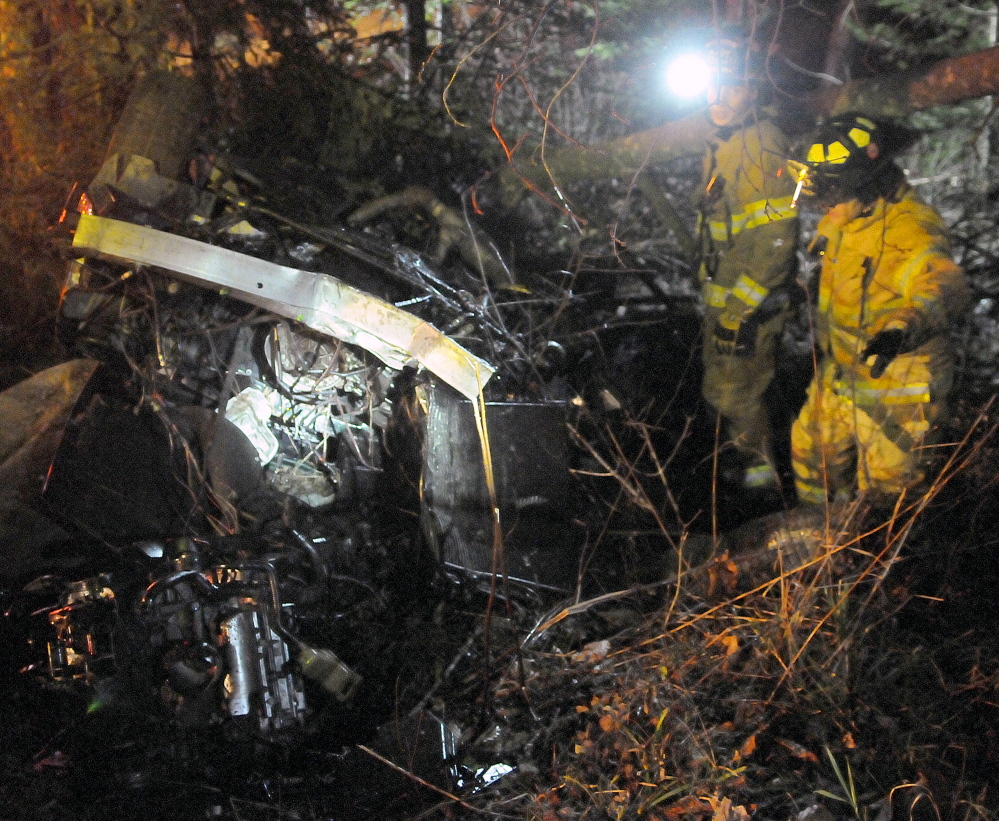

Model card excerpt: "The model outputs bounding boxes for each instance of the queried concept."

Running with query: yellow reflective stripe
[708,196,797,243]
[878,385,932,405]
[732,274,769,309]
[709,221,729,242]
[726,196,797,238]
[791,459,814,477]
[793,475,827,503]
[743,195,797,230]
[706,282,729,308]
[744,463,779,488]
[833,379,931,405]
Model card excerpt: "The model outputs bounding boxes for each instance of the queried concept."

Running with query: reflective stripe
[741,195,797,231]
[706,282,729,308]
[744,463,779,489]
[707,275,773,311]
[794,478,827,504]
[833,379,931,405]
[732,274,769,309]
[708,195,797,243]
[792,458,813,477]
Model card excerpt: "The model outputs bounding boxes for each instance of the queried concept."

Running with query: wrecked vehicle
[0,71,588,815]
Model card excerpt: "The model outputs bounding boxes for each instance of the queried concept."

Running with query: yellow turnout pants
[790,360,945,504]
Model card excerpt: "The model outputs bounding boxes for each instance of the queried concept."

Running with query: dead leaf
[663,795,714,818]
[571,639,611,666]
[777,737,819,762]
[710,795,752,821]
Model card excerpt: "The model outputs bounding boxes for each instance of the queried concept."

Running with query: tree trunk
[504,113,713,199]
[814,44,999,118]
[405,0,429,81]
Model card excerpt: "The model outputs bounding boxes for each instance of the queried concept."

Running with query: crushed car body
[0,68,589,819]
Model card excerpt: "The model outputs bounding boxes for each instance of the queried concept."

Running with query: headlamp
[664,52,711,99]
[662,28,758,103]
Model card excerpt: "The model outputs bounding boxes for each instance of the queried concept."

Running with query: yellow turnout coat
[698,116,799,485]
[791,183,969,504]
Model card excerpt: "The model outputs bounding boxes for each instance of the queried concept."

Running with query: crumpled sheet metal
[72,214,495,400]
[0,358,100,579]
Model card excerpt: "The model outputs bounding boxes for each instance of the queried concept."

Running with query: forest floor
[1,358,997,821]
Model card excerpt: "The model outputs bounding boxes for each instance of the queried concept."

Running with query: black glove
[861,328,910,379]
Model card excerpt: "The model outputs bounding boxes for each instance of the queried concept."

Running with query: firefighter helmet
[796,113,915,203]
[705,25,763,85]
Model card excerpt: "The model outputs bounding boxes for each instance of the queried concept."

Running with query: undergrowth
[438,409,999,821]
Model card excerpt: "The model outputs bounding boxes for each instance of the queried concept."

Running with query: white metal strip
[73,214,494,400]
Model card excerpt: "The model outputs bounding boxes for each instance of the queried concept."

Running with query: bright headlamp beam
[665,52,711,99]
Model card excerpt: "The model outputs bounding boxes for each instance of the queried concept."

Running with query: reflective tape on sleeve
[708,196,797,244]
[744,463,779,489]
[833,379,931,405]
[730,196,797,237]
[706,282,729,308]
[709,220,729,242]
[793,475,827,504]
[732,274,769,309]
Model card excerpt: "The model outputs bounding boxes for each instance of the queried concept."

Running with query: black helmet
[795,113,917,204]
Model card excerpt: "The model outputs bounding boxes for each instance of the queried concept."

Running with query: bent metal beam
[72,213,495,401]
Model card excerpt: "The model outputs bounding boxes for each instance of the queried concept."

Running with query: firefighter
[496,27,800,501]
[694,31,799,497]
[788,113,970,508]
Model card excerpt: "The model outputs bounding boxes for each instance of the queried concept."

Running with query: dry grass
[438,408,999,821]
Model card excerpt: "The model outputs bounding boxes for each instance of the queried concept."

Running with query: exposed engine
[1,72,582,809]
[32,533,363,738]
[59,256,394,512]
